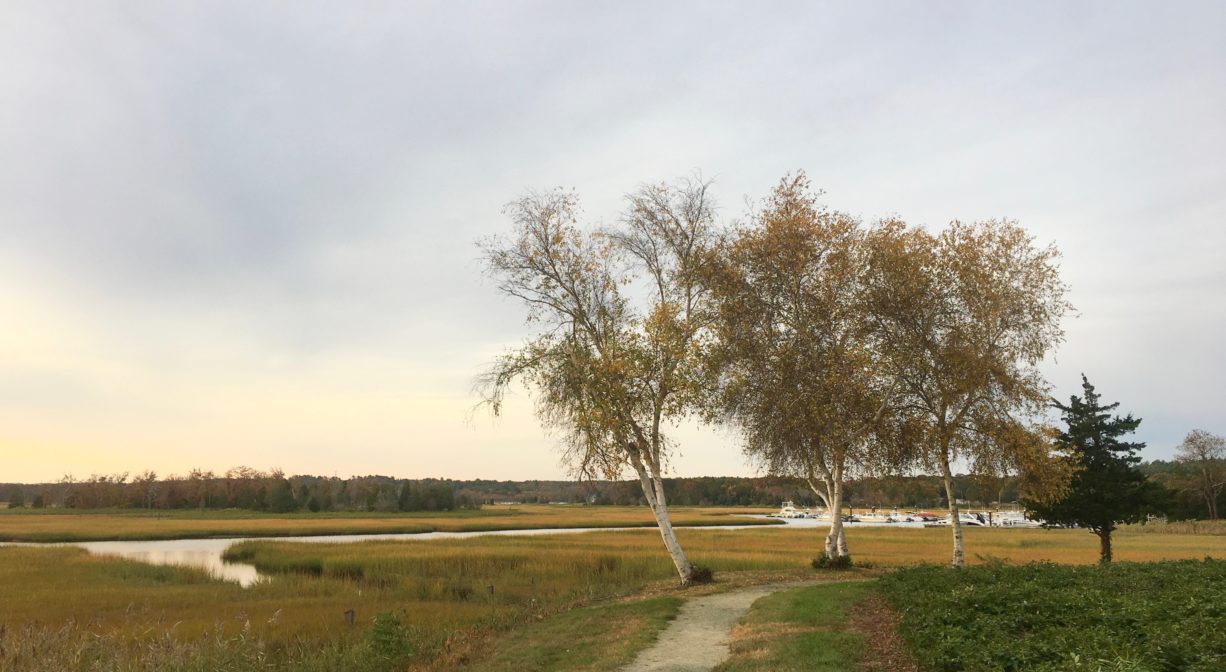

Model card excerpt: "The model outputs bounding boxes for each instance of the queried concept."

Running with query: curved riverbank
[0,504,782,543]
[3,523,779,586]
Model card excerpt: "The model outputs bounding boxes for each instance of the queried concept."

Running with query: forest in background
[0,462,1217,519]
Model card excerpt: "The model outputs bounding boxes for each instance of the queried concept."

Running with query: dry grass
[0,504,775,542]
[847,593,918,672]
[3,519,1225,670]
[1120,518,1226,535]
[586,524,1226,569]
[715,580,875,671]
[830,525,1226,565]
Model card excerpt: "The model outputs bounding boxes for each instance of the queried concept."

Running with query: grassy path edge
[714,578,882,672]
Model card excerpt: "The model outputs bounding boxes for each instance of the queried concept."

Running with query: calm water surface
[8,516,917,586]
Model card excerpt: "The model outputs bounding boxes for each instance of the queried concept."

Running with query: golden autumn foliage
[481,173,1072,571]
[478,178,720,583]
[864,217,1072,565]
[704,173,894,559]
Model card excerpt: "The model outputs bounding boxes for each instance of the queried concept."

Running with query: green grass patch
[715,581,873,671]
[879,559,1226,671]
[465,596,683,671]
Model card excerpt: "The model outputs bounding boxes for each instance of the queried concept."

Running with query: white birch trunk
[939,455,965,568]
[807,483,839,558]
[632,456,694,583]
[806,475,848,558]
[829,477,847,558]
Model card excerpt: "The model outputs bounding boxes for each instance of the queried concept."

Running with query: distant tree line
[2,461,1220,519]
[1141,464,1225,522]
[0,469,1101,513]
[0,468,476,513]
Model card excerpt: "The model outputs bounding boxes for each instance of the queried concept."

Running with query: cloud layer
[2,1,1224,481]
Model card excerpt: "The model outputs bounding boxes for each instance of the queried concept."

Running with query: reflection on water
[77,539,262,586]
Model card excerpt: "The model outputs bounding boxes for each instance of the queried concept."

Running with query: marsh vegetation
[0,504,773,543]
[3,524,1225,670]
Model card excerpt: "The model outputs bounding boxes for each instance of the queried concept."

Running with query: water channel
[4,517,920,586]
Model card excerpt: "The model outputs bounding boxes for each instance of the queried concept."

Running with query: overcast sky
[2,1,1224,483]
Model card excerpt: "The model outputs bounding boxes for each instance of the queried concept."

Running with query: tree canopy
[1174,429,1225,520]
[478,178,718,583]
[705,174,898,560]
[479,173,1074,572]
[863,218,1072,566]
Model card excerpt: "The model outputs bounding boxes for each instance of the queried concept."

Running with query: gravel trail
[619,582,800,672]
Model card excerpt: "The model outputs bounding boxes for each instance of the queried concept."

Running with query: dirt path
[620,582,800,672]
[848,593,919,672]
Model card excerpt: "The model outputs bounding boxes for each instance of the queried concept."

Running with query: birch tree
[1175,429,1226,520]
[705,174,900,560]
[478,179,716,584]
[864,219,1071,567]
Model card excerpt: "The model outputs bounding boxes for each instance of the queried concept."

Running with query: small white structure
[772,501,812,518]
[933,512,990,527]
[993,511,1044,528]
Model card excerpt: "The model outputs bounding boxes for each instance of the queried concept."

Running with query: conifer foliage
[1026,375,1169,562]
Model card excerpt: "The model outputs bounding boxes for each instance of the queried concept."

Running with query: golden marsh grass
[3,519,1225,669]
[0,504,775,542]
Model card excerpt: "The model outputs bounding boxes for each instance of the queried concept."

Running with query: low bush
[368,612,415,663]
[879,558,1226,671]
[810,552,853,570]
[688,564,715,584]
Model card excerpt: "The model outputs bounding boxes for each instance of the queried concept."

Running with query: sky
[2,1,1224,483]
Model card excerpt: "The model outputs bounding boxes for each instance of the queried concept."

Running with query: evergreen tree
[1026,375,1169,562]
[267,478,297,513]
[397,481,413,512]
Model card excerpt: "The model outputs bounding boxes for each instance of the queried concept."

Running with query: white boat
[773,500,793,517]
[772,500,807,518]
[993,512,1044,528]
[862,509,907,523]
[932,512,989,527]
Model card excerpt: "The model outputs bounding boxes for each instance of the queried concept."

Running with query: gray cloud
[2,1,1224,477]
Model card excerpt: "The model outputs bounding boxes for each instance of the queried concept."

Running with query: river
[3,516,923,586]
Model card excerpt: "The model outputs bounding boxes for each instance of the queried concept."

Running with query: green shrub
[369,612,415,662]
[688,564,714,584]
[878,559,1226,672]
[811,552,853,570]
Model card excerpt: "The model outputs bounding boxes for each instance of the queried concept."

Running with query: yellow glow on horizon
[0,266,741,484]
[0,277,560,482]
